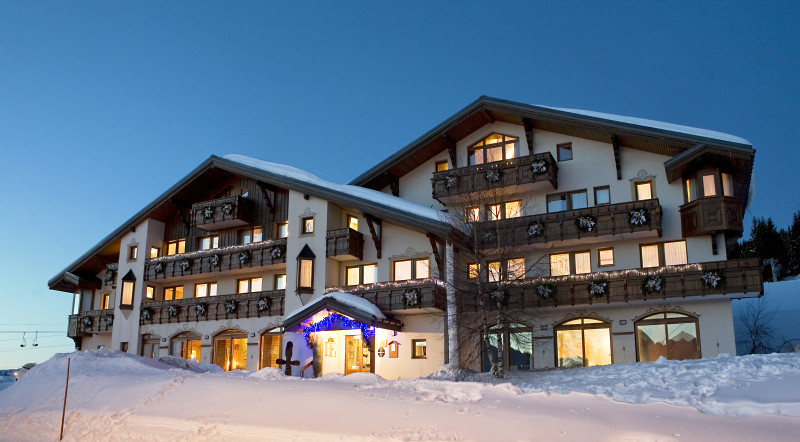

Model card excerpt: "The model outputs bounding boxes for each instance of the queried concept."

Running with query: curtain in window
[664,241,687,265]
[507,258,525,280]
[721,173,733,196]
[299,259,313,287]
[636,182,652,200]
[415,259,430,279]
[702,174,717,197]
[641,245,660,268]
[550,254,570,276]
[571,192,588,209]
[574,252,591,274]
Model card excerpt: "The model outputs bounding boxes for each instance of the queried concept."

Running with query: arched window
[468,133,519,166]
[214,329,248,371]
[635,312,700,362]
[483,323,532,372]
[555,318,612,368]
[172,331,201,362]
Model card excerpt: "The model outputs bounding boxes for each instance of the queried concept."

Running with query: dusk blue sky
[1,2,798,368]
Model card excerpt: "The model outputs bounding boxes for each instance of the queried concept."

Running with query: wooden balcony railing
[67,308,115,338]
[680,196,744,237]
[139,290,285,325]
[459,258,763,312]
[327,279,446,312]
[191,195,251,230]
[432,152,558,200]
[326,228,364,260]
[144,239,287,281]
[474,198,662,249]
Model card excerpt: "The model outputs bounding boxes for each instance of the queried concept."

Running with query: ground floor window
[483,323,532,372]
[635,312,700,361]
[172,331,201,363]
[555,318,612,368]
[141,334,160,358]
[214,329,248,371]
[260,332,281,369]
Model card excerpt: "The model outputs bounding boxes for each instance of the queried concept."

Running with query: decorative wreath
[154,263,164,274]
[179,259,191,272]
[701,270,727,289]
[629,208,649,226]
[485,167,502,183]
[203,206,214,219]
[576,215,597,233]
[536,283,555,299]
[103,315,114,326]
[257,297,271,312]
[527,221,545,238]
[444,174,458,190]
[140,307,153,320]
[641,274,665,294]
[209,254,220,268]
[404,289,420,308]
[224,300,237,314]
[168,305,179,317]
[587,279,609,297]
[490,289,508,305]
[81,316,93,327]
[271,244,286,259]
[195,303,207,316]
[238,250,251,265]
[530,160,548,174]
[222,203,233,215]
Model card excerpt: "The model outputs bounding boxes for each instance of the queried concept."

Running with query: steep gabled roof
[350,96,755,191]
[49,155,452,292]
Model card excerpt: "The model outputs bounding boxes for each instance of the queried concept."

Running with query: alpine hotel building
[49,97,762,377]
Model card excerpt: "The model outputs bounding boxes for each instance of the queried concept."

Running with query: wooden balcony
[475,198,662,249]
[326,228,364,261]
[191,195,251,231]
[459,258,763,312]
[144,239,287,281]
[327,279,446,312]
[680,196,744,238]
[140,290,285,325]
[67,309,115,338]
[432,153,558,201]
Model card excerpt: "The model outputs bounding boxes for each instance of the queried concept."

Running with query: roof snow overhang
[282,295,402,332]
[350,96,755,191]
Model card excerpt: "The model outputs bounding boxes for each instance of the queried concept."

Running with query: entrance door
[344,335,371,375]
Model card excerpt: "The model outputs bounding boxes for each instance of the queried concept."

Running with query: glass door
[344,335,371,374]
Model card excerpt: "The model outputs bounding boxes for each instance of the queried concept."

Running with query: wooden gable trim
[611,135,622,180]
[427,233,445,278]
[363,213,382,259]
[523,117,534,155]
[383,172,399,197]
[257,181,277,222]
[443,133,457,167]
[169,197,192,233]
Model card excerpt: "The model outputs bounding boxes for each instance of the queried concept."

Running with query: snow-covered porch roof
[282,292,403,332]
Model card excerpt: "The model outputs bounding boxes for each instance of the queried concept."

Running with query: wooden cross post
[275,341,301,376]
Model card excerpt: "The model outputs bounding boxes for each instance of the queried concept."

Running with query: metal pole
[60,358,70,441]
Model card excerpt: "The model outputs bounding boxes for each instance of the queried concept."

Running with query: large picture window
[172,331,201,363]
[346,264,377,285]
[547,190,588,213]
[640,241,687,268]
[483,323,532,372]
[549,251,591,276]
[393,258,429,281]
[213,329,247,371]
[166,239,186,256]
[555,318,612,368]
[468,133,519,165]
[635,312,700,362]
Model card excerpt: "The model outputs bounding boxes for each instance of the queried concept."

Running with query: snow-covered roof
[284,292,386,321]
[224,154,449,225]
[538,105,751,146]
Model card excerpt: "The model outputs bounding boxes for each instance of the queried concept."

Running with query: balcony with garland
[139,290,285,325]
[191,195,252,231]
[144,239,287,281]
[474,198,663,250]
[459,258,763,312]
[326,228,364,261]
[431,152,558,202]
[679,196,744,238]
[325,278,446,312]
[67,308,115,338]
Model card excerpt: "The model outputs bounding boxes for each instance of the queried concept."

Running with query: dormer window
[684,169,734,203]
[468,133,519,166]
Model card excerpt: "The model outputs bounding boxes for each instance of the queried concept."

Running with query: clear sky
[1,1,798,369]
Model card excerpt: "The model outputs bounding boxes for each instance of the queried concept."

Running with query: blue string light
[301,313,375,348]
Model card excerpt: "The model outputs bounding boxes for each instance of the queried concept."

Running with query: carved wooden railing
[680,196,744,237]
[474,198,662,249]
[459,258,763,312]
[327,279,446,311]
[67,308,115,338]
[432,152,558,200]
[144,239,287,281]
[326,228,364,260]
[191,195,251,230]
[139,290,285,325]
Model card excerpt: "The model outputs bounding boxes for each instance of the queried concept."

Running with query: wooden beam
[523,118,534,155]
[257,181,277,221]
[427,233,445,278]
[363,213,382,259]
[382,172,399,197]
[483,109,495,124]
[443,133,457,167]
[611,135,622,180]
[169,197,192,233]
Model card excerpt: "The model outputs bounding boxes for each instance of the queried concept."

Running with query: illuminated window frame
[468,133,520,166]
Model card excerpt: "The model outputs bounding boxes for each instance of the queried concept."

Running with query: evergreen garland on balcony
[576,215,597,233]
[701,270,727,289]
[195,303,207,317]
[403,289,420,308]
[168,305,179,317]
[257,297,271,312]
[536,283,555,299]
[587,279,609,297]
[224,300,237,314]
[530,159,548,175]
[641,274,665,294]
[140,307,153,320]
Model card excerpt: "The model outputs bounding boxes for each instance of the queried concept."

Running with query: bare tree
[737,297,777,354]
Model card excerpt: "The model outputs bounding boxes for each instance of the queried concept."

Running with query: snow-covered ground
[1,350,800,441]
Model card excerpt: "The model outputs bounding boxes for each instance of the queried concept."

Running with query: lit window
[166,239,186,256]
[275,274,286,290]
[547,190,587,212]
[641,244,660,268]
[195,282,217,298]
[685,178,697,202]
[146,286,155,299]
[721,173,733,196]
[412,339,427,359]
[468,263,479,279]
[121,281,134,307]
[164,286,184,300]
[598,248,614,267]
[550,251,591,276]
[550,253,570,277]
[237,277,262,294]
[149,247,159,259]
[488,261,501,282]
[635,181,653,200]
[466,206,480,222]
[299,259,313,288]
[641,241,687,268]
[556,318,612,367]
[636,313,700,362]
[393,258,429,281]
[701,174,717,197]
[346,264,377,285]
[435,161,449,172]
[507,258,526,280]
[101,293,110,310]
[557,143,573,161]
[347,215,359,231]
[468,133,519,165]
[276,222,289,238]
[574,252,591,274]
[241,228,263,244]
[253,227,263,242]
[505,201,521,219]
[199,235,219,250]
[486,201,522,221]
[128,246,138,260]
[594,186,610,205]
[301,217,314,234]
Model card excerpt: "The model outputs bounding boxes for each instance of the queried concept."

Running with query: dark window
[557,143,573,161]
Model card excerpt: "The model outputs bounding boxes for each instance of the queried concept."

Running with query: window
[298,259,314,288]
[636,313,700,362]
[347,215,359,231]
[483,258,526,282]
[487,200,522,221]
[468,263,479,279]
[483,323,532,372]
[555,318,612,368]
[166,239,186,256]
[721,173,733,196]
[173,332,201,363]
[146,286,155,299]
[594,186,610,205]
[275,274,286,290]
[276,222,289,238]
[435,160,449,172]
[164,286,184,300]
[301,217,314,234]
[547,190,588,212]
[685,178,697,202]
[640,241,687,268]
[241,227,263,244]
[598,248,615,267]
[199,235,219,250]
[195,282,217,298]
[468,133,519,165]
[412,339,427,359]
[101,293,110,310]
[237,277,263,294]
[701,173,717,197]
[72,292,81,315]
[128,245,138,261]
[557,142,573,161]
[550,251,591,276]
[121,281,134,307]
[393,258,429,281]
[346,264,377,285]
[685,170,734,202]
[635,181,653,200]
[213,330,247,371]
[149,247,160,259]
[260,333,281,369]
[466,206,480,222]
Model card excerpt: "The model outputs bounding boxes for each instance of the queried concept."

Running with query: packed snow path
[1,350,799,441]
